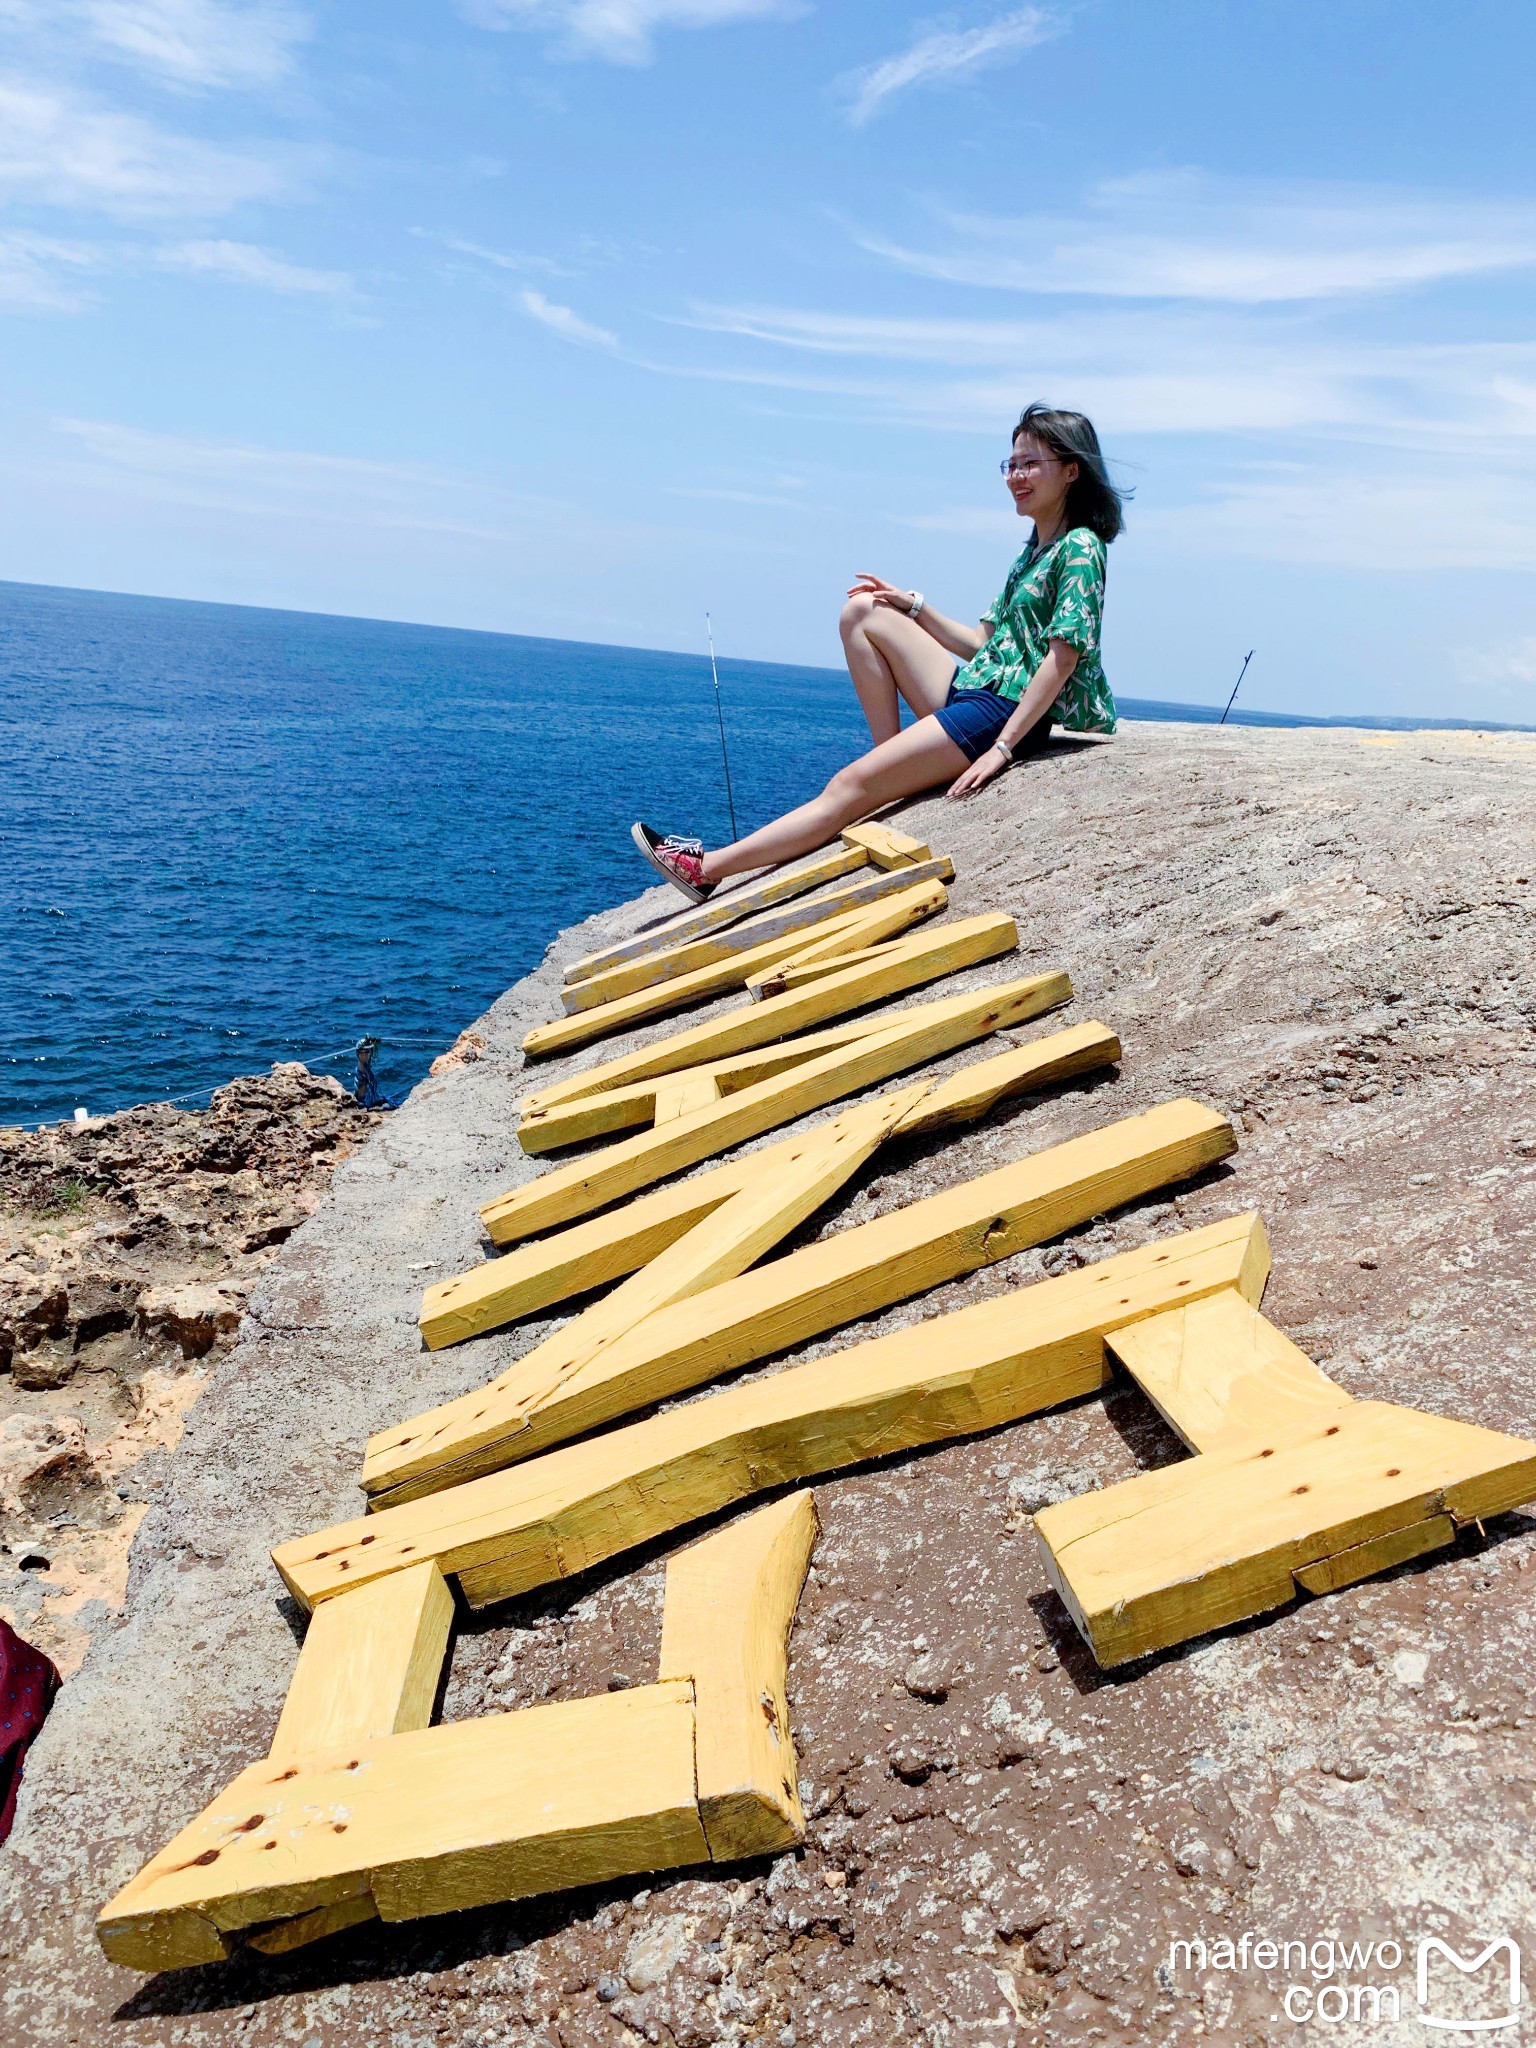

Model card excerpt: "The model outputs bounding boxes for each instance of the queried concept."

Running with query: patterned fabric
[952,525,1115,734]
[0,1616,59,1843]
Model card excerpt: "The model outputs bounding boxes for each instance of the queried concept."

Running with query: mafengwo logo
[1417,1937,1521,2033]
[1162,1931,1523,2030]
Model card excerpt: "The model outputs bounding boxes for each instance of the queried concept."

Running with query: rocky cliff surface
[1,722,1534,2048]
[0,1067,378,1673]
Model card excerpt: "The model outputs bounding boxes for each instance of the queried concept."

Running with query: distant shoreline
[1117,696,1536,734]
[4,575,1531,736]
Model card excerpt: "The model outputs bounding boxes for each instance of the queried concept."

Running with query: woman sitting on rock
[632,402,1124,903]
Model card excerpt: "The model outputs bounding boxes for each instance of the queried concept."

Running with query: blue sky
[2,0,1534,720]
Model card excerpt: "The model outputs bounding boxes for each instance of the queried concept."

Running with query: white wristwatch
[992,737,1015,763]
[907,591,925,619]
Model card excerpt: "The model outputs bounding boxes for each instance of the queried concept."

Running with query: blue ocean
[0,579,1513,1128]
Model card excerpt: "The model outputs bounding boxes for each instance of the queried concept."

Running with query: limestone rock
[0,1416,103,1533]
[136,1282,244,1360]
[0,1275,69,1375]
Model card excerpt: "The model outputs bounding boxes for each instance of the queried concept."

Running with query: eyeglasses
[1000,456,1057,479]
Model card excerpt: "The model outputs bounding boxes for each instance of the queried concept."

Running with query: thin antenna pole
[706,612,740,842]
[1219,650,1254,726]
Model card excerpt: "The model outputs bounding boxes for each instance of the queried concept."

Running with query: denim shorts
[933,678,1052,762]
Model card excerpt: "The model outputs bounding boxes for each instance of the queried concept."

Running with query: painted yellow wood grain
[1035,1401,1536,1666]
[1107,1291,1354,1452]
[661,1492,818,1860]
[268,1562,453,1765]
[516,910,1019,1105]
[486,934,1037,1245]
[841,820,930,868]
[428,1011,1103,1352]
[562,857,955,1002]
[97,1687,705,1972]
[276,1209,1265,1611]
[564,843,870,983]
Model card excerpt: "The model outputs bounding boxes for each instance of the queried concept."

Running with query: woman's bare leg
[701,716,968,883]
[839,594,959,744]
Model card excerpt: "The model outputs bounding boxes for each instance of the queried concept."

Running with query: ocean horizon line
[4,575,1530,738]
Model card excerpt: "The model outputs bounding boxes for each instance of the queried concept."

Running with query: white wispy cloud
[0,75,287,214]
[858,170,1536,303]
[75,0,309,89]
[1147,464,1536,574]
[656,278,1536,576]
[0,229,102,309]
[1455,636,1536,692]
[841,8,1060,127]
[520,287,617,347]
[674,301,1385,433]
[460,0,796,65]
[48,416,540,538]
[156,237,351,293]
[677,300,1536,443]
[662,484,803,506]
[414,228,576,277]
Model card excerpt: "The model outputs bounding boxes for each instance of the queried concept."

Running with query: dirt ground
[2,720,1534,2048]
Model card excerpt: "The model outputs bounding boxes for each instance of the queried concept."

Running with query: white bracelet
[992,737,1014,763]
[907,591,925,619]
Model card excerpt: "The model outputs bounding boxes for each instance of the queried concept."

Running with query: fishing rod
[1219,649,1254,726]
[705,612,740,842]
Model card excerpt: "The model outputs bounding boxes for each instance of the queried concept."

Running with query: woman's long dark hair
[1013,403,1126,543]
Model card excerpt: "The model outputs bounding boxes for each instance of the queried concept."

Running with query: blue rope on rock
[352,1036,400,1111]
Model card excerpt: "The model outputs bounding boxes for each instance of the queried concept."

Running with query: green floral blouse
[952,525,1115,734]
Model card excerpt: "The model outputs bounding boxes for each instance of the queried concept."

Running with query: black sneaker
[631,822,715,903]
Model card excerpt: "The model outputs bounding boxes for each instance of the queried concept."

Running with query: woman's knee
[825,762,872,809]
[839,592,877,641]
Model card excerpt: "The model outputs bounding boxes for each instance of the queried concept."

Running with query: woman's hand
[946,747,1008,800]
[848,572,918,611]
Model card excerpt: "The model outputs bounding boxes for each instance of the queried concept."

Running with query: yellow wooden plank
[754,888,941,979]
[746,893,1038,1001]
[562,858,956,1005]
[841,820,930,869]
[97,1685,705,1973]
[1107,1291,1355,1453]
[486,928,1033,1246]
[519,1019,892,1152]
[743,911,932,1000]
[747,937,910,1002]
[565,844,870,984]
[660,1492,818,1860]
[420,1164,755,1351]
[432,1005,1094,1352]
[516,910,1020,1107]
[652,1071,721,1125]
[892,1020,1121,1135]
[268,1562,453,1766]
[1034,1401,1536,1667]
[246,1894,379,1956]
[499,1018,949,1250]
[519,972,1067,1153]
[395,1098,1235,1501]
[108,1486,831,1971]
[1293,1514,1455,1595]
[529,878,947,1053]
[501,974,1073,1261]
[276,1213,1268,1612]
[393,1089,925,1495]
[541,902,891,1044]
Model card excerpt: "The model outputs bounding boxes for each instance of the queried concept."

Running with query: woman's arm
[849,573,987,660]
[946,638,1078,800]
